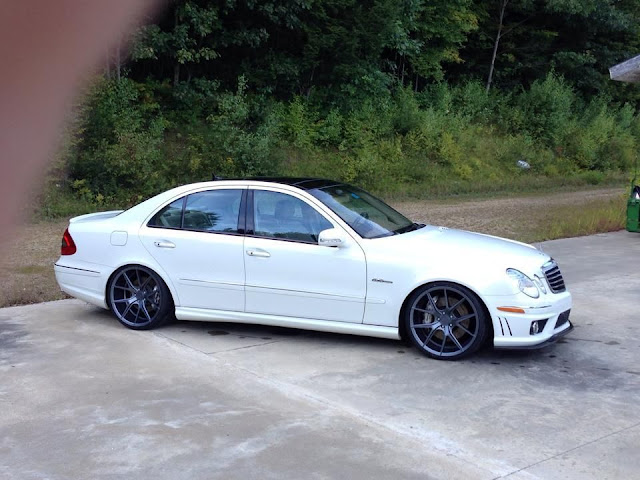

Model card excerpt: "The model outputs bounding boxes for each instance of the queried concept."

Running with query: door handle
[246,249,270,258]
[154,240,176,249]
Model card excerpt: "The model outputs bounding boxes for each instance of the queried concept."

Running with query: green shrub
[50,73,638,218]
[515,72,574,146]
[70,78,167,203]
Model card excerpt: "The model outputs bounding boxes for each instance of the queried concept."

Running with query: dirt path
[0,187,626,308]
[393,187,625,241]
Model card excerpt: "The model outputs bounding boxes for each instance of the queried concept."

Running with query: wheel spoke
[426,292,441,313]
[455,324,475,337]
[133,304,141,323]
[449,297,465,312]
[412,321,438,329]
[422,324,440,347]
[113,298,130,304]
[147,298,159,310]
[439,332,447,354]
[449,330,465,351]
[140,302,152,322]
[121,302,134,319]
[412,306,432,314]
[454,313,476,322]
[123,272,137,291]
[443,288,449,309]
[139,275,152,290]
[114,285,134,293]
[136,269,142,289]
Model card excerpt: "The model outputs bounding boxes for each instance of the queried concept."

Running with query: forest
[45,0,640,216]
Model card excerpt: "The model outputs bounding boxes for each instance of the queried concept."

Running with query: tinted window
[309,185,417,239]
[183,189,243,233]
[148,198,183,228]
[253,190,332,243]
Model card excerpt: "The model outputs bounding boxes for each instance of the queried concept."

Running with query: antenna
[211,173,223,181]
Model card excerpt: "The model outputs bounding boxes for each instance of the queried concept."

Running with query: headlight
[533,274,547,294]
[506,269,540,298]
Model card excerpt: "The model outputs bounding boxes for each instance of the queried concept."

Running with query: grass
[521,195,627,243]
[385,171,629,202]
[0,219,70,308]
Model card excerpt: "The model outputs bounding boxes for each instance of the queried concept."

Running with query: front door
[244,188,367,323]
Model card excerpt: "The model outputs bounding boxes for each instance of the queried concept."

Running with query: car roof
[246,177,343,190]
[202,177,345,191]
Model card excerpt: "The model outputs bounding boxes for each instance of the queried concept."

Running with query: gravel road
[395,187,624,240]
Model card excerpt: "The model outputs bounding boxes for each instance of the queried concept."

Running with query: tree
[458,0,640,100]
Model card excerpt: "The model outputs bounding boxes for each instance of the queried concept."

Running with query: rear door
[244,187,367,323]
[139,187,246,311]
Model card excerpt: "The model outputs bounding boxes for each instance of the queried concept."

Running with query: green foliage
[458,0,640,99]
[42,1,640,217]
[514,72,574,146]
[70,79,167,203]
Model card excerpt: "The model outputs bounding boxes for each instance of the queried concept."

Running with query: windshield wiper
[393,222,423,235]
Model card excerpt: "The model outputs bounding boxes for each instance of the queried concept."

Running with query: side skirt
[175,307,401,341]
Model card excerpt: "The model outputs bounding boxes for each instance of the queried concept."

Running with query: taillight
[61,228,77,255]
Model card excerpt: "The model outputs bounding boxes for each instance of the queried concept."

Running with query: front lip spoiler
[494,322,574,350]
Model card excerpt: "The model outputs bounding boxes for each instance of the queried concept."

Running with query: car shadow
[87,307,574,364]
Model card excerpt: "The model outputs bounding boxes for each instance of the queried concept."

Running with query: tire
[405,282,488,360]
[108,265,173,330]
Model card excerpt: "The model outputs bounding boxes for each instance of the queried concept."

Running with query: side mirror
[318,228,346,247]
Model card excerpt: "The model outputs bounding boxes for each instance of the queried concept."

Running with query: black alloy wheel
[108,265,172,330]
[406,282,488,360]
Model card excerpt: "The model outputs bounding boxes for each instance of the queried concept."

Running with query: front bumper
[489,291,573,349]
[495,321,573,350]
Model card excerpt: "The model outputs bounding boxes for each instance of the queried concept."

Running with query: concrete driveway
[1,231,639,479]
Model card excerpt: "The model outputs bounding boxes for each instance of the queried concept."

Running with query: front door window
[252,190,332,243]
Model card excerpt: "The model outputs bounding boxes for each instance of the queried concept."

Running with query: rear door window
[148,189,244,234]
[148,198,184,228]
[183,190,243,233]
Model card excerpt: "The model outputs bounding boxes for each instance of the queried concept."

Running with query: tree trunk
[306,66,315,98]
[105,46,111,80]
[173,7,180,86]
[486,0,508,93]
[173,63,180,86]
[115,41,121,81]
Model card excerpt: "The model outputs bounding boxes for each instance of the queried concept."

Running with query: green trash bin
[627,179,640,232]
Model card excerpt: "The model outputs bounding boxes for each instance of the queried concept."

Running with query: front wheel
[405,282,488,360]
[108,265,172,330]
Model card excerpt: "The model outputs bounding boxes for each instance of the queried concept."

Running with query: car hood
[369,225,551,275]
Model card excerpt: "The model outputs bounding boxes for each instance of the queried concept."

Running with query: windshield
[309,184,420,239]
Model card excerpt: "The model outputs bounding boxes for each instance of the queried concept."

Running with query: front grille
[543,261,566,293]
[555,309,571,328]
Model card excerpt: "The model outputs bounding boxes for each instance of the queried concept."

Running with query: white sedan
[55,178,573,360]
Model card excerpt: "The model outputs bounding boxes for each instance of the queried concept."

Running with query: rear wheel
[108,265,172,330]
[405,282,487,360]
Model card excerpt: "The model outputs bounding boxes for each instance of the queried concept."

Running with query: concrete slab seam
[493,420,640,479]
[204,340,283,354]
